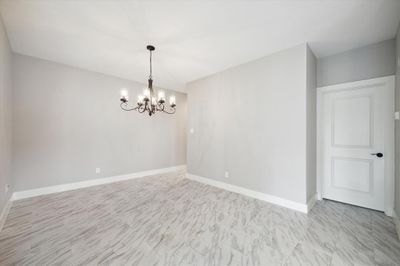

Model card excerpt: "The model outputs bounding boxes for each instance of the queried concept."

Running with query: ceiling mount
[146,45,155,51]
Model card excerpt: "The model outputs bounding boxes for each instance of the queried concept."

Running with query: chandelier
[119,45,176,116]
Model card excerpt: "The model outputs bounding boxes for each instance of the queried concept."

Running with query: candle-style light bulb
[151,97,157,105]
[169,95,176,106]
[158,91,165,102]
[121,89,128,97]
[137,95,144,104]
[143,88,150,100]
[120,89,129,102]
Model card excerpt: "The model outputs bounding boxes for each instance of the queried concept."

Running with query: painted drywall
[12,54,187,191]
[317,39,396,87]
[0,17,13,214]
[186,44,314,204]
[395,25,400,219]
[306,46,317,202]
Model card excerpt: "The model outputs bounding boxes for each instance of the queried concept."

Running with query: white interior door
[318,76,394,212]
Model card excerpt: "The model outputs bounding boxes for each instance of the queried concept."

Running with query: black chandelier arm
[155,102,176,114]
[121,101,175,115]
[161,106,176,114]
[162,108,176,114]
[120,102,139,112]
[137,103,147,113]
[156,102,165,111]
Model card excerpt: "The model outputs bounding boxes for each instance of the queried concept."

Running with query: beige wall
[0,17,13,213]
[12,54,187,191]
[186,44,316,204]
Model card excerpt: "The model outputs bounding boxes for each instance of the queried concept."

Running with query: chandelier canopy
[119,45,176,116]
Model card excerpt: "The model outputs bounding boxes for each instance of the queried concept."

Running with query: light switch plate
[395,112,400,120]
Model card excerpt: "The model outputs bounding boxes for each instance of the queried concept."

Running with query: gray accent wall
[186,44,316,204]
[12,54,187,191]
[317,39,396,87]
[395,26,400,219]
[306,46,317,202]
[0,17,13,213]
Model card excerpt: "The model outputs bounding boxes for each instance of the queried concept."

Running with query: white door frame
[317,75,395,216]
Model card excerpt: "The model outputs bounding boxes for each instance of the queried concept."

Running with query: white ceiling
[1,0,400,92]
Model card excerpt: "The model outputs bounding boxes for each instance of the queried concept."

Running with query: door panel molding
[317,75,395,216]
[331,157,373,194]
[331,95,374,149]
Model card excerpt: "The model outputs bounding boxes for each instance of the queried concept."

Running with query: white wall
[317,39,396,87]
[12,54,187,191]
[187,44,315,204]
[0,17,13,214]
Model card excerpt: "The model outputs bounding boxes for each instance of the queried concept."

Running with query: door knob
[370,153,383,158]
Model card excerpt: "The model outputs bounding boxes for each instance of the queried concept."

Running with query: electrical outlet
[95,168,101,174]
[224,171,229,178]
[5,184,10,193]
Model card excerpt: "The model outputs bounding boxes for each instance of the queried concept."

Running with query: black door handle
[370,153,383,158]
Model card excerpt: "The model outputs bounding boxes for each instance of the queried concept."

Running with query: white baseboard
[11,165,186,201]
[0,198,12,232]
[186,173,309,213]
[307,193,318,212]
[393,210,400,240]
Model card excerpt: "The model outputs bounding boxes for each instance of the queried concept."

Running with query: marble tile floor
[1,170,400,266]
